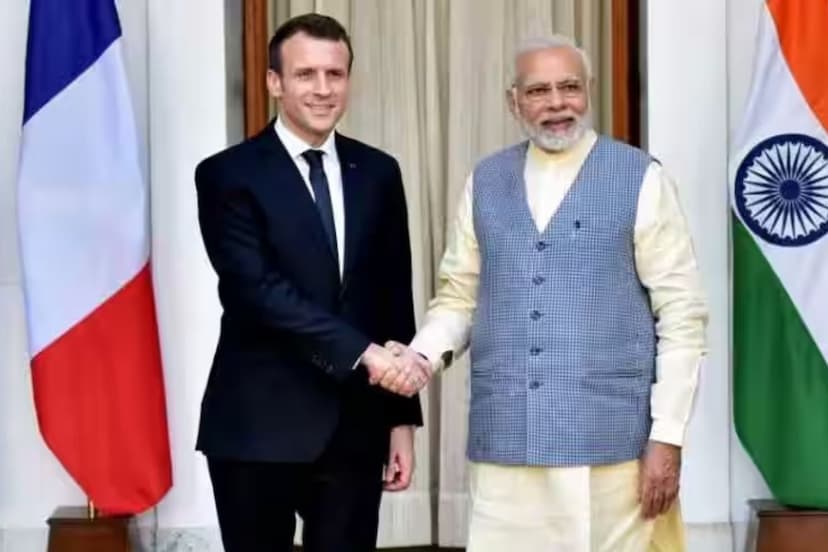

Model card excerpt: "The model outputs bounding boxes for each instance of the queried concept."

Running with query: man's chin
[307,118,340,135]
[309,108,343,121]
[532,133,575,152]
[536,125,589,151]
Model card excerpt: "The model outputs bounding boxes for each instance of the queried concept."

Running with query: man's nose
[313,73,331,95]
[545,87,566,109]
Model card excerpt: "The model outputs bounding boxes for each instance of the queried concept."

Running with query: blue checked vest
[468,136,656,466]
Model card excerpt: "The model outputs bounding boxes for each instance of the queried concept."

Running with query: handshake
[361,341,433,397]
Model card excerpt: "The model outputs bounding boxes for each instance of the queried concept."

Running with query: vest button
[535,241,547,251]
[529,381,541,390]
[530,310,542,321]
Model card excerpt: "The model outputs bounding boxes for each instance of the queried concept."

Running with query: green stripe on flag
[733,215,828,508]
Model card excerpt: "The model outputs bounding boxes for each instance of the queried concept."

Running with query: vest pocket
[580,368,649,398]
[608,366,644,377]
[470,373,524,397]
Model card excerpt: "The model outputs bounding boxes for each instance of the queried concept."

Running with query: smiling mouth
[308,105,335,113]
[541,118,575,133]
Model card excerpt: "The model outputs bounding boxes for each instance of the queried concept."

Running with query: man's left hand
[384,425,415,492]
[639,441,681,520]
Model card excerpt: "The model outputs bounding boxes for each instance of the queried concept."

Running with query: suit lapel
[337,133,369,290]
[254,125,339,275]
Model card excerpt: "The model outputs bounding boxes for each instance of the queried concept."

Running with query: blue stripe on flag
[23,0,122,124]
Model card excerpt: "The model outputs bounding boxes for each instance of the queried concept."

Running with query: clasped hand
[361,341,432,397]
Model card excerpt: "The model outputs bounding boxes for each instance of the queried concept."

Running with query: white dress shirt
[275,118,346,277]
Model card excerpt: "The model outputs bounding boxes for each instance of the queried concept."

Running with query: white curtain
[268,1,613,546]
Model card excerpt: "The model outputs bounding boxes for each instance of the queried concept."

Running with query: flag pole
[87,499,96,520]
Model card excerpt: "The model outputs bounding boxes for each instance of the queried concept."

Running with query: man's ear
[266,69,282,100]
[506,87,518,117]
[506,85,520,118]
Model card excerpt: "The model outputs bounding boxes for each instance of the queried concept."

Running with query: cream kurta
[412,130,708,551]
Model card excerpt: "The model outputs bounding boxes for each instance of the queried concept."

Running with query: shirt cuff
[409,340,446,372]
[351,342,372,370]
[409,310,470,372]
[648,352,705,447]
[649,418,688,447]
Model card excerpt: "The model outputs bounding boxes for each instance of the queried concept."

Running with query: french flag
[17,0,172,513]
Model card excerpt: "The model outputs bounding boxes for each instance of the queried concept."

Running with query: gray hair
[511,35,593,85]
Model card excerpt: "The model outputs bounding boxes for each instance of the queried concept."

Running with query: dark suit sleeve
[195,159,370,382]
[381,160,424,427]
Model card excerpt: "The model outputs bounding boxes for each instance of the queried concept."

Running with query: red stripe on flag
[31,263,172,514]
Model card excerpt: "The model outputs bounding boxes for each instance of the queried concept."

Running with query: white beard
[520,109,593,152]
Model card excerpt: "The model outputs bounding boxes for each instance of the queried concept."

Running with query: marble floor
[0,522,758,552]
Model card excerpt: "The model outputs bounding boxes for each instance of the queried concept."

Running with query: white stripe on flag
[18,40,148,357]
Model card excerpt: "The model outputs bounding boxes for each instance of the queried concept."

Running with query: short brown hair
[268,13,354,74]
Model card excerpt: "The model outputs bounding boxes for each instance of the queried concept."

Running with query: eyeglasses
[513,79,586,104]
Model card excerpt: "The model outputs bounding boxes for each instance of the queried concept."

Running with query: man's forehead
[281,33,349,57]
[280,37,349,68]
[516,47,585,77]
[519,74,584,86]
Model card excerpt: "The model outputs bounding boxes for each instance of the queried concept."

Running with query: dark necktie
[301,149,338,264]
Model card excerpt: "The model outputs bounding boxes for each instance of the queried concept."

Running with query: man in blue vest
[392,35,708,551]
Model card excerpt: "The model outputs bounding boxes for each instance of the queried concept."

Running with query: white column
[647,0,730,531]
[726,0,774,548]
[1,1,81,550]
[0,1,153,550]
[146,0,229,546]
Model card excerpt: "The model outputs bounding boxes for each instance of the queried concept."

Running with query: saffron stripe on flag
[767,0,828,131]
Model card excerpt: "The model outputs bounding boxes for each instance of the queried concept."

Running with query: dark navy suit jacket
[194,123,422,465]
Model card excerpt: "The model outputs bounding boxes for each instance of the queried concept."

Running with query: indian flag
[730,0,828,508]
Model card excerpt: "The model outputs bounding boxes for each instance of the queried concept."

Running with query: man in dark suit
[194,13,430,552]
